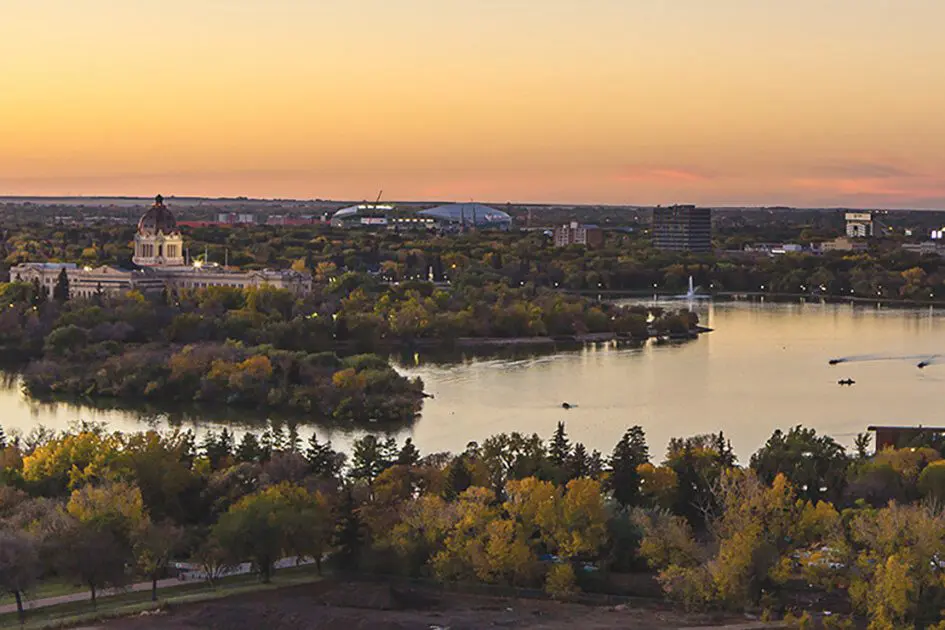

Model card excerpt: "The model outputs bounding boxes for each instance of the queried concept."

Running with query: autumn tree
[0,530,39,622]
[750,426,849,504]
[480,432,547,494]
[57,481,148,604]
[842,503,945,627]
[211,483,321,582]
[133,521,184,601]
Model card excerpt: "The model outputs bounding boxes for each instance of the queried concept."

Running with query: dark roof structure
[137,194,179,235]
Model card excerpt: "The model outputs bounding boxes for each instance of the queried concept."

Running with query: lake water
[3,299,945,462]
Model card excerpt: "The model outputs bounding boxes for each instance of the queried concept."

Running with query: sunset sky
[2,0,945,207]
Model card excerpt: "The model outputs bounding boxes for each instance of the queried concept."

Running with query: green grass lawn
[0,565,322,630]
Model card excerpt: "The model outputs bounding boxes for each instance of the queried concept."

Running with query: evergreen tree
[306,432,344,479]
[382,436,399,466]
[396,438,420,466]
[178,430,197,467]
[259,428,274,462]
[587,449,604,478]
[332,486,364,571]
[854,432,872,459]
[713,431,736,467]
[30,278,45,306]
[270,424,287,453]
[200,431,224,469]
[218,428,234,459]
[52,268,70,302]
[549,422,571,467]
[445,456,472,499]
[608,426,650,507]
[350,435,395,484]
[286,424,302,453]
[567,442,589,479]
[235,433,263,463]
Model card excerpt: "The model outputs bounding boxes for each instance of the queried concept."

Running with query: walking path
[0,556,316,616]
[0,578,180,615]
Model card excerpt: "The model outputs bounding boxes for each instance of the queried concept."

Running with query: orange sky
[2,0,945,207]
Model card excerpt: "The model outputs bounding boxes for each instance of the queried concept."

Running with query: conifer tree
[52,268,70,302]
[549,422,571,467]
[332,487,364,570]
[608,426,650,507]
[396,437,420,466]
[235,433,263,463]
[567,442,590,479]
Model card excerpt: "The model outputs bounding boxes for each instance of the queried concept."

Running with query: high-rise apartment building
[845,212,874,238]
[652,205,712,253]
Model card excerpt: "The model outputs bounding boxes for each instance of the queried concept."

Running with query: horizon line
[0,195,936,213]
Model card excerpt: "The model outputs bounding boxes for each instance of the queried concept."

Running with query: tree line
[0,277,695,421]
[6,221,945,302]
[1,421,945,626]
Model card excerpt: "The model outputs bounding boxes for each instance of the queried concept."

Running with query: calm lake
[3,299,945,462]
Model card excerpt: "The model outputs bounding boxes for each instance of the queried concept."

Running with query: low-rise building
[902,241,945,256]
[10,263,164,298]
[818,237,868,253]
[743,243,805,256]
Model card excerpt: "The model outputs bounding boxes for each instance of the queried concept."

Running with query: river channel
[2,299,944,462]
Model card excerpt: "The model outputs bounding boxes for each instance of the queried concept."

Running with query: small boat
[837,378,855,386]
[561,402,572,410]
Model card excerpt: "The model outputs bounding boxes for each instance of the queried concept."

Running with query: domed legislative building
[12,195,312,299]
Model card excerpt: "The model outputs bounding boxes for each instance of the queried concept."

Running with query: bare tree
[193,540,233,588]
[0,530,40,622]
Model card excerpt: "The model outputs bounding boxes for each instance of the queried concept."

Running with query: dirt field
[83,581,760,630]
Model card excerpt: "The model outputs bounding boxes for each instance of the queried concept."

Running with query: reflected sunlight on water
[2,300,944,461]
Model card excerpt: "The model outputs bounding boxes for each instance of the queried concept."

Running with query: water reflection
[2,300,945,461]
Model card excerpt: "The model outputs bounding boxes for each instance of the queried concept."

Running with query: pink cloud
[616,167,713,183]
[792,176,945,200]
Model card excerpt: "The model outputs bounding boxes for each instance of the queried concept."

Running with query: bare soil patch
[90,580,756,630]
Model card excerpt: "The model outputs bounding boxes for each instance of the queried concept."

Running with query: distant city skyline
[3,1,945,208]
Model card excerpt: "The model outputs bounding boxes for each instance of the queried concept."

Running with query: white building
[11,195,312,298]
[845,212,874,238]
[133,195,185,266]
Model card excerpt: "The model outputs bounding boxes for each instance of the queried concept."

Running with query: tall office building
[652,205,712,253]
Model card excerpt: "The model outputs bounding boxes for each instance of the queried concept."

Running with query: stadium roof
[418,203,511,225]
[332,203,395,219]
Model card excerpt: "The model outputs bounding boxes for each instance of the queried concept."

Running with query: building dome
[418,203,511,230]
[137,194,179,235]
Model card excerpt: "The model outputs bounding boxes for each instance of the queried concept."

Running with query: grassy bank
[0,566,322,630]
